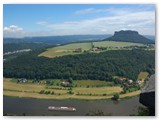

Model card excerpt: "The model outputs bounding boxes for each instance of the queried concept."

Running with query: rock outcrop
[104,30,153,44]
[139,74,155,115]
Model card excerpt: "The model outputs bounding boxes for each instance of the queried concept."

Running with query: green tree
[112,93,120,100]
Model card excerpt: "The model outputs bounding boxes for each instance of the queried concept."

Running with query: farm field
[73,80,115,87]
[39,41,145,58]
[3,78,140,100]
[137,72,149,82]
[93,41,144,47]
[39,42,92,58]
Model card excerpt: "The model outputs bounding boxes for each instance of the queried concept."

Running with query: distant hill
[4,35,110,45]
[144,35,155,41]
[3,43,49,53]
[104,30,154,44]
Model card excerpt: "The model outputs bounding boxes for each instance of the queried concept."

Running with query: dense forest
[3,49,155,81]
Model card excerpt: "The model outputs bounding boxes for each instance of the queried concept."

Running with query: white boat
[48,106,76,112]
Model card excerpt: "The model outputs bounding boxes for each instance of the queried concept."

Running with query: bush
[39,90,45,94]
[45,91,51,95]
[67,90,74,94]
[112,93,120,100]
[68,87,72,90]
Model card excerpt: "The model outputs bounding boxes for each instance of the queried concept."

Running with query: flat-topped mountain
[104,30,153,44]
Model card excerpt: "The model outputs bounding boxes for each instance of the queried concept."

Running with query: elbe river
[3,96,144,116]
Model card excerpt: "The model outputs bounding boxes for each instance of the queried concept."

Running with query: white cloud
[36,21,48,25]
[38,11,155,36]
[3,25,23,32]
[3,25,24,38]
[74,7,143,16]
[74,8,106,15]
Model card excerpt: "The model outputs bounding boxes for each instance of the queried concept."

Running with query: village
[16,76,143,96]
[71,43,154,54]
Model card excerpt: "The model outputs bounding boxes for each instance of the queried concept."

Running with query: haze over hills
[3,30,155,45]
[104,30,154,44]
[3,35,110,44]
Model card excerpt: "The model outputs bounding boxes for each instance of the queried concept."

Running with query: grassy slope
[39,42,92,58]
[137,72,149,82]
[73,80,114,87]
[39,41,144,58]
[3,78,140,100]
[4,90,140,100]
[93,41,144,47]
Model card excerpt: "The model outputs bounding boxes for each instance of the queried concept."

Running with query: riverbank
[3,90,140,101]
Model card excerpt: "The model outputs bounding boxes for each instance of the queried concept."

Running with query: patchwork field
[39,42,92,58]
[93,41,144,47]
[39,41,145,58]
[3,78,140,100]
[73,80,115,87]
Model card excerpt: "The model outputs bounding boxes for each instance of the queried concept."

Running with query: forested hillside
[3,50,155,81]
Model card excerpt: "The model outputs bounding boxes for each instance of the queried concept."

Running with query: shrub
[112,93,120,100]
[67,90,74,94]
[39,90,45,94]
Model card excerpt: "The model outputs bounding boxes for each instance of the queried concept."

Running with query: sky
[3,4,155,38]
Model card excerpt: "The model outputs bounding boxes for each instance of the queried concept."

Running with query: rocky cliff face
[104,30,153,44]
[139,74,155,115]
[114,30,138,36]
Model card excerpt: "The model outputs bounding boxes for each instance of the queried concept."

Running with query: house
[92,47,101,52]
[74,48,82,53]
[92,47,98,51]
[60,81,70,86]
[128,79,133,84]
[136,80,141,85]
[120,77,127,81]
[39,80,47,84]
[17,78,27,83]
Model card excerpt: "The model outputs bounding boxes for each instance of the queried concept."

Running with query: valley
[3,30,155,101]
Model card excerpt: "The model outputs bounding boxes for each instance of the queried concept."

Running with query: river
[3,96,143,116]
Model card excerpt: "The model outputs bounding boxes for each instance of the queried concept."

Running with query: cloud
[74,7,147,16]
[3,25,23,32]
[3,25,24,38]
[74,8,106,15]
[40,11,155,36]
[36,21,48,25]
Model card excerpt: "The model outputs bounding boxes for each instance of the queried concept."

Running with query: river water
[3,96,143,116]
